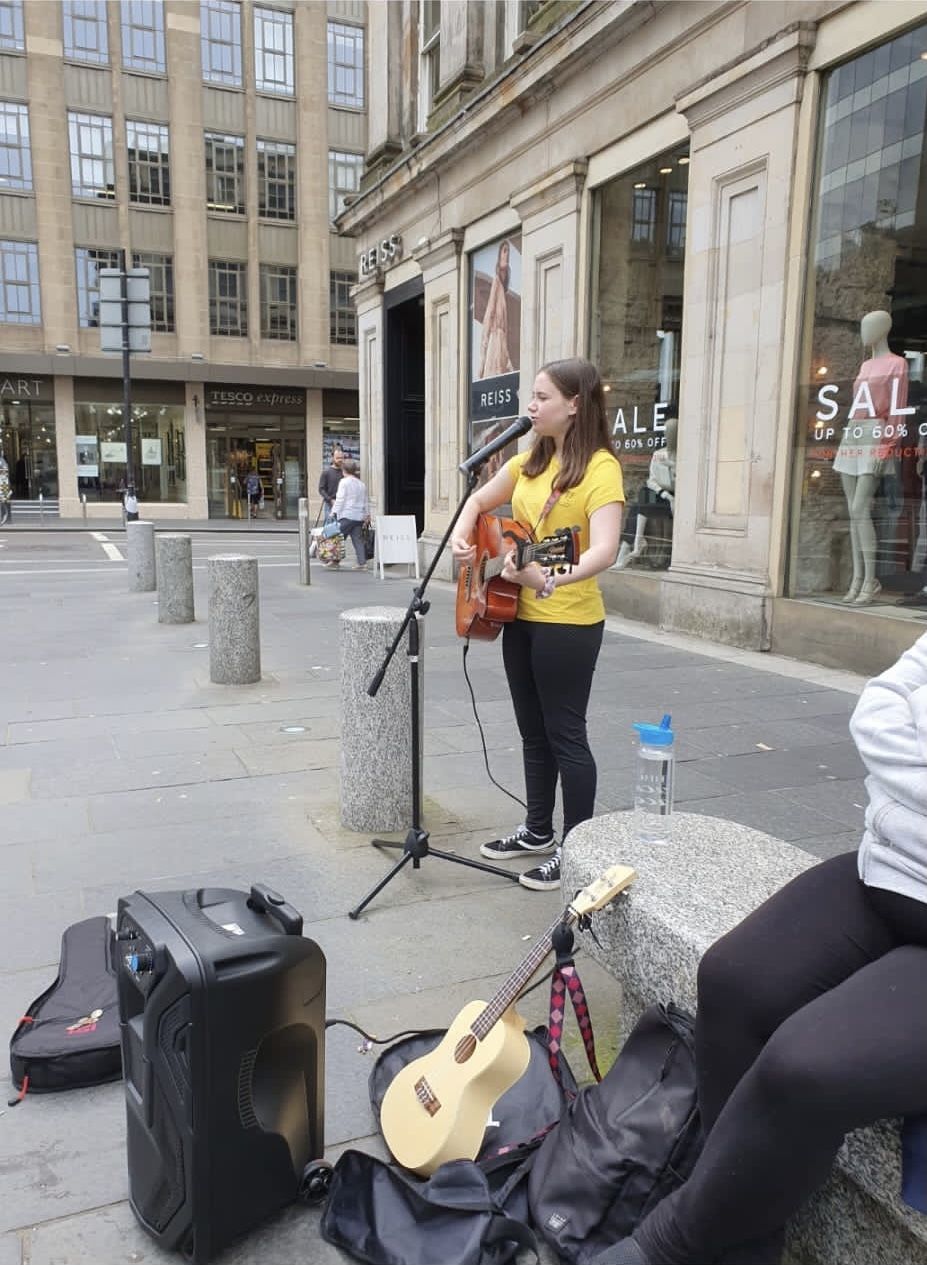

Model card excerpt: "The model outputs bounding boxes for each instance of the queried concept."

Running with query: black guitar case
[9,916,121,1097]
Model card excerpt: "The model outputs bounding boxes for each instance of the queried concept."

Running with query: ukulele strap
[547,922,601,1088]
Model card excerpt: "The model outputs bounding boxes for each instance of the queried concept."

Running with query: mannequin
[0,450,10,525]
[832,311,909,605]
[614,416,677,569]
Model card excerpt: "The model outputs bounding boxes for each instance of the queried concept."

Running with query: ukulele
[455,513,581,640]
[379,864,636,1177]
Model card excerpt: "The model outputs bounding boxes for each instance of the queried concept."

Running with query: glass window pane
[791,22,927,612]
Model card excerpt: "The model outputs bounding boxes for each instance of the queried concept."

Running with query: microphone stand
[348,467,521,920]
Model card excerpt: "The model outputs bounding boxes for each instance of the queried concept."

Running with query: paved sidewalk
[0,530,871,1264]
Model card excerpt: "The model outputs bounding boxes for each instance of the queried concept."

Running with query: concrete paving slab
[7,712,211,745]
[0,1235,22,1265]
[677,719,856,758]
[0,770,30,804]
[0,890,90,972]
[0,1081,127,1234]
[684,748,851,794]
[110,725,253,759]
[2,796,92,846]
[233,740,338,776]
[0,964,59,1071]
[0,735,119,773]
[688,790,851,841]
[796,831,862,860]
[30,751,249,800]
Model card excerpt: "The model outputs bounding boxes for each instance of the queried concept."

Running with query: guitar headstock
[517,527,582,570]
[567,865,636,920]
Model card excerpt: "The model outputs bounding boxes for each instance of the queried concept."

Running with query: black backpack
[528,1003,703,1265]
[9,916,121,1100]
[320,1026,576,1265]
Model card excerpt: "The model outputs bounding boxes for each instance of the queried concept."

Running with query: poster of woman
[469,234,522,465]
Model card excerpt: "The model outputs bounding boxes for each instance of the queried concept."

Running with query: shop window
[74,401,187,504]
[121,0,165,73]
[590,144,688,573]
[791,23,927,614]
[257,138,295,220]
[254,5,293,96]
[328,149,362,221]
[201,0,241,87]
[0,102,30,191]
[259,263,296,340]
[127,120,170,206]
[330,270,356,345]
[205,131,244,214]
[75,246,120,326]
[0,239,39,324]
[1,401,56,500]
[68,111,115,200]
[132,251,174,332]
[63,0,109,65]
[327,20,364,109]
[209,259,247,336]
[0,1,24,52]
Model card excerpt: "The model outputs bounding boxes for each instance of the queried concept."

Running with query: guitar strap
[547,923,601,1088]
[530,486,562,540]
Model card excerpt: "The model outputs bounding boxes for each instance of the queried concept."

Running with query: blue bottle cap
[633,719,674,746]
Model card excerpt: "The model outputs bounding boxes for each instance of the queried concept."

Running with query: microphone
[459,415,532,476]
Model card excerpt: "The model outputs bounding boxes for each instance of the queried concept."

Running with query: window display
[74,402,186,503]
[590,145,688,571]
[792,24,927,612]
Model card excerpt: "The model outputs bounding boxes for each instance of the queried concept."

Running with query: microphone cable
[461,639,526,812]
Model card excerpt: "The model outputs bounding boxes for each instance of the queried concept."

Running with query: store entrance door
[205,418,306,519]
[385,284,425,532]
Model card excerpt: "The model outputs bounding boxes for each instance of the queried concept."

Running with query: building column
[414,229,464,578]
[306,386,324,519]
[664,26,815,649]
[354,273,385,520]
[54,376,78,517]
[185,381,208,518]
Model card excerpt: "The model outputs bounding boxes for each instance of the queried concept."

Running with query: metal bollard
[156,534,194,623]
[81,493,87,523]
[38,491,44,520]
[208,554,260,684]
[297,496,311,585]
[126,520,156,592]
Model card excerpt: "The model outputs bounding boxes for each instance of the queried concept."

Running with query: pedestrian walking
[318,446,344,523]
[331,459,371,570]
[0,454,12,525]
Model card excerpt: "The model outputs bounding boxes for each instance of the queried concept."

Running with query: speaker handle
[248,884,304,937]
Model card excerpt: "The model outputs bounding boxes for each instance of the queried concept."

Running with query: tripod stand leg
[348,849,415,920]
[423,845,521,882]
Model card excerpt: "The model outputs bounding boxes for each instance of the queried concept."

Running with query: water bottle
[632,714,675,844]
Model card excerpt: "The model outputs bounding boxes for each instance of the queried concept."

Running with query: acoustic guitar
[379,864,636,1176]
[455,513,581,640]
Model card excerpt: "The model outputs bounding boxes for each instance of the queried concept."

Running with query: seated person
[614,416,676,570]
[595,630,927,1265]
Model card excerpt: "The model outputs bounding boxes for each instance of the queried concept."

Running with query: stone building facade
[0,0,366,521]
[339,0,927,674]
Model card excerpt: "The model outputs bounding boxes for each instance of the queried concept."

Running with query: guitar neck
[483,541,539,581]
[471,909,577,1039]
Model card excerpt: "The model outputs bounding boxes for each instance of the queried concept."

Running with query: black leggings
[636,852,927,1265]
[501,618,603,841]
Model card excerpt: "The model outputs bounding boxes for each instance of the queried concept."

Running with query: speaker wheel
[298,1159,333,1205]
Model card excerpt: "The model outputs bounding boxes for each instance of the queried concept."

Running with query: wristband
[535,572,556,600]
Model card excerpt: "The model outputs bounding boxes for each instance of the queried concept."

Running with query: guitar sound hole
[454,1033,477,1063]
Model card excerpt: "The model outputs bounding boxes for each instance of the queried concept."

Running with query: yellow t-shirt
[506,448,624,625]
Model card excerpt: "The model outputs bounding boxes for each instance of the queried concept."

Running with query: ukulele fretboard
[470,909,577,1040]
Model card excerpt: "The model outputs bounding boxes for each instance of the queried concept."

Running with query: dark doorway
[385,281,425,532]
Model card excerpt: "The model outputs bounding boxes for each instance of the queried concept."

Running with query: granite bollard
[340,606,422,831]
[208,554,260,684]
[156,533,194,624]
[126,520,156,592]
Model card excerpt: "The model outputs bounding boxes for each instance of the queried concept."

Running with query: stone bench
[563,810,927,1265]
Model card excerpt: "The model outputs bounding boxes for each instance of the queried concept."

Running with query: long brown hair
[522,357,616,491]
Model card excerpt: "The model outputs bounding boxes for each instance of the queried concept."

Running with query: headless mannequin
[832,311,909,605]
[614,417,677,569]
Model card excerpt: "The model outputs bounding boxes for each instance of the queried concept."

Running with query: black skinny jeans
[636,851,927,1265]
[501,618,603,841]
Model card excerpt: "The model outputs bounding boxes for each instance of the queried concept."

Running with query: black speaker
[116,883,326,1264]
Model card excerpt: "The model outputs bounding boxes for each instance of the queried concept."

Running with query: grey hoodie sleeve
[849,632,927,816]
